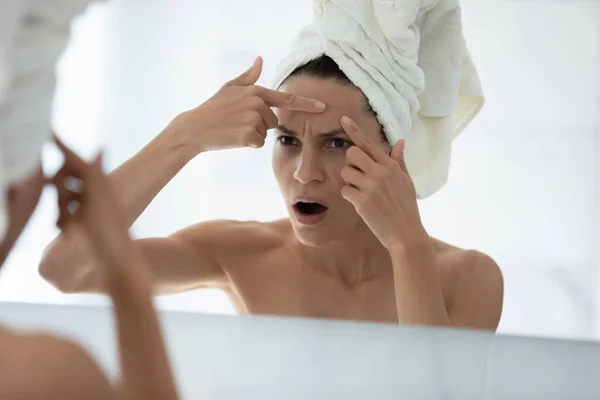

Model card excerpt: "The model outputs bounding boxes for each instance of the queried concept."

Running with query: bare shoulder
[175,218,288,249]
[431,238,504,330]
[174,218,290,263]
[0,331,114,399]
[432,239,502,284]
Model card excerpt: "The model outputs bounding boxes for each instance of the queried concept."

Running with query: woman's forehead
[279,77,366,115]
[276,77,382,139]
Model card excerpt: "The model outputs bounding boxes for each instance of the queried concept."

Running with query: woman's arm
[337,116,503,330]
[388,241,452,327]
[39,56,325,294]
[390,245,503,330]
[39,127,195,293]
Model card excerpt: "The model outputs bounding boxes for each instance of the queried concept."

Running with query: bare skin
[0,330,114,400]
[51,138,179,400]
[0,166,115,399]
[0,166,45,265]
[40,57,504,330]
[0,140,180,399]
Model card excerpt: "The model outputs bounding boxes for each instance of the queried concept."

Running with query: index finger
[340,116,390,164]
[254,86,326,113]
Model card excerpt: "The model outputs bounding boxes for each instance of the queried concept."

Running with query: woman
[40,52,503,329]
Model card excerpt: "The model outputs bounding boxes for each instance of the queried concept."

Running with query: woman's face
[272,76,390,247]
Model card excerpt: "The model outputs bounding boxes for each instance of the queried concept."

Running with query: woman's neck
[307,224,393,286]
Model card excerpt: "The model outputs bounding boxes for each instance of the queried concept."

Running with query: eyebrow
[276,125,348,139]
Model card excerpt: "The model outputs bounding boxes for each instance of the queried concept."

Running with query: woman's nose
[293,149,324,184]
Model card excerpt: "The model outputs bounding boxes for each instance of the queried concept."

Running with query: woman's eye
[278,136,297,146]
[329,138,350,149]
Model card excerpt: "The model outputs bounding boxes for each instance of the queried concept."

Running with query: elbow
[38,248,81,294]
[38,258,70,294]
[39,231,99,294]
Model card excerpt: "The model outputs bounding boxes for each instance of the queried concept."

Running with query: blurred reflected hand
[49,137,179,400]
[49,137,147,287]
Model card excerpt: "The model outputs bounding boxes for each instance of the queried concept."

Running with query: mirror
[2,302,600,398]
[1,0,599,342]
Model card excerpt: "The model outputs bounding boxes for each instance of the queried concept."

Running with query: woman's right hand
[170,56,326,154]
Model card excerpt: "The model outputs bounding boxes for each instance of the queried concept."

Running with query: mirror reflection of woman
[41,0,504,330]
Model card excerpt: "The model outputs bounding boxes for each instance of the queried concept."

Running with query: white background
[1,0,599,341]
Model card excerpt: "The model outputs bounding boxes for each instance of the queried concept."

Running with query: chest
[226,261,401,323]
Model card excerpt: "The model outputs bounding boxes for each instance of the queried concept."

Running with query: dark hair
[285,55,387,142]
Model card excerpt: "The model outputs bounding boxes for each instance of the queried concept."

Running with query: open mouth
[293,201,329,215]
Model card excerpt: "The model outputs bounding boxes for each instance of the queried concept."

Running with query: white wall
[1,0,599,340]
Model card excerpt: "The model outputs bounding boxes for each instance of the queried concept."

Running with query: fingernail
[64,176,84,194]
[341,116,353,126]
[315,101,326,111]
[94,151,104,168]
[67,200,80,215]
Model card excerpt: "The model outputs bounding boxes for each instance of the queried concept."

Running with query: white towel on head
[0,0,96,241]
[272,0,484,199]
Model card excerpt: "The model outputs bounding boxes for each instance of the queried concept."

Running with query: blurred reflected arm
[107,248,179,400]
[45,136,180,400]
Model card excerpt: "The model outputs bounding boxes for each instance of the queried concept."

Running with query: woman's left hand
[339,116,428,251]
